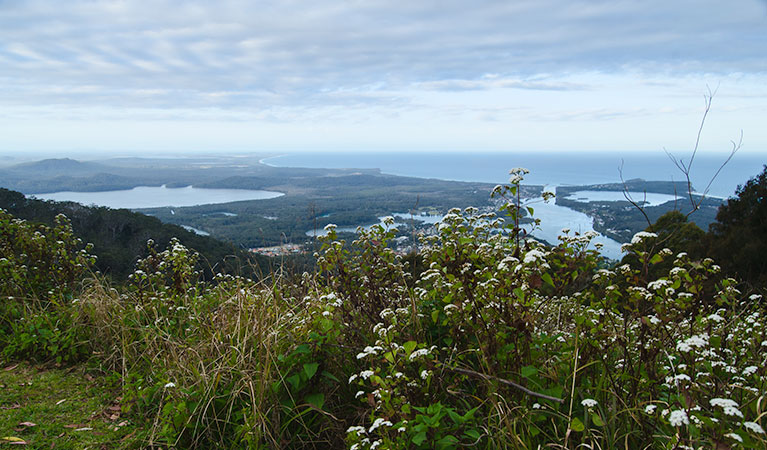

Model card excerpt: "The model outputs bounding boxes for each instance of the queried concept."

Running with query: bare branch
[619,160,652,228]
[437,362,565,404]
[663,87,741,220]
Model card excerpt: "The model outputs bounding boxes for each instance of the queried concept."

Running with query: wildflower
[668,409,689,427]
[647,279,671,290]
[356,346,383,359]
[670,374,691,385]
[744,421,765,434]
[420,370,429,380]
[644,404,657,415]
[409,348,430,361]
[532,403,541,409]
[443,304,458,315]
[676,334,708,353]
[669,267,686,277]
[707,312,724,323]
[725,433,743,442]
[743,366,758,376]
[508,167,529,184]
[348,374,358,384]
[360,370,375,380]
[164,382,176,388]
[710,398,743,418]
[710,398,739,408]
[581,398,598,409]
[631,231,658,244]
[347,426,366,436]
[369,417,393,433]
[355,391,365,398]
[523,248,547,265]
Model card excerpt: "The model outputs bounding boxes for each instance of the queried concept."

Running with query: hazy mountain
[9,158,110,176]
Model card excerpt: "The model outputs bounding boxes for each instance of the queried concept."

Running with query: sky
[1,0,766,156]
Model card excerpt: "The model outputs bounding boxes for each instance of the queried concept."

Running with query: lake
[564,190,681,206]
[307,209,625,259]
[32,185,284,209]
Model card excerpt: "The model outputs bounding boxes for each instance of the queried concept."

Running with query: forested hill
[0,188,269,281]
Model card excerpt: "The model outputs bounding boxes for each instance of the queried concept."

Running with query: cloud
[0,0,765,151]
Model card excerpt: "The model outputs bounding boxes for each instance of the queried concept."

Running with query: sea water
[264,151,764,198]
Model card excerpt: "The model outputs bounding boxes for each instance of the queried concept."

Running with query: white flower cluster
[647,279,672,291]
[710,398,743,418]
[631,231,658,245]
[368,417,393,433]
[744,421,765,434]
[409,348,430,361]
[668,409,689,427]
[356,346,384,360]
[508,167,529,184]
[676,334,708,353]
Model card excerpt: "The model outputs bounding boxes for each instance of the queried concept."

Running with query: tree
[707,165,767,288]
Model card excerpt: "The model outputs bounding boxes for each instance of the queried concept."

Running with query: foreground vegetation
[1,168,766,449]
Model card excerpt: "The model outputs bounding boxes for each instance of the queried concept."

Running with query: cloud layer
[0,0,765,152]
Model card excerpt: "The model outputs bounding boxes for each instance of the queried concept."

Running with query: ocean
[263,151,764,198]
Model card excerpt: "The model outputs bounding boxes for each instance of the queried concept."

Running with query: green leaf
[447,409,463,424]
[464,429,481,441]
[287,374,301,391]
[570,417,584,432]
[649,254,663,264]
[591,413,604,427]
[305,393,325,410]
[521,365,538,379]
[463,406,479,421]
[412,431,427,446]
[303,362,319,379]
[403,341,417,356]
[436,435,458,449]
[320,370,340,383]
[541,272,554,287]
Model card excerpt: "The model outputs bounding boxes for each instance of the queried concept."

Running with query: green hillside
[0,188,271,281]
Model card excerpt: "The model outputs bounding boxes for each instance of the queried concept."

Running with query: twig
[618,161,652,228]
[437,362,564,404]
